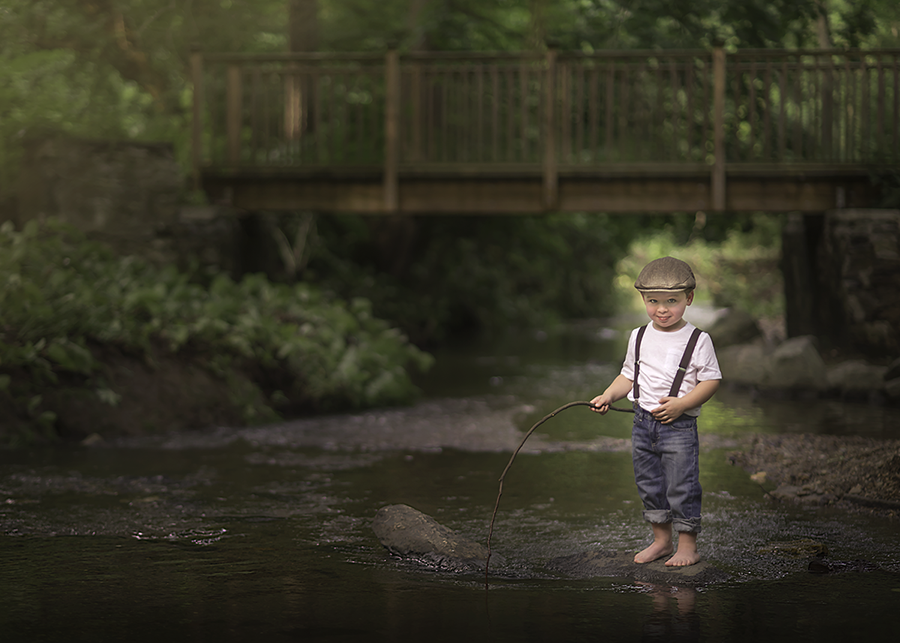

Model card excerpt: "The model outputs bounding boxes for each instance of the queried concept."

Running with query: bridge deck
[192,48,900,214]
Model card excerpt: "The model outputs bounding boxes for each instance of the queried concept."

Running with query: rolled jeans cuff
[641,509,701,533]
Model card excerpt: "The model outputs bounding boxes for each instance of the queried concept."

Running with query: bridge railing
[725,49,900,164]
[191,48,900,190]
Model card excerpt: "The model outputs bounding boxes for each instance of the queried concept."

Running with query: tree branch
[35,0,177,113]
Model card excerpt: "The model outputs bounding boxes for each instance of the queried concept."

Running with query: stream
[2,314,899,642]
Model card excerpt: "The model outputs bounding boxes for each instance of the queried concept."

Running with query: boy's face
[641,290,693,332]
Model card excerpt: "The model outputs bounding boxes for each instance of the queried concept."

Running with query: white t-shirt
[620,322,722,416]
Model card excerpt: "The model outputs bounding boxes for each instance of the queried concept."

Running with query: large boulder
[707,308,763,349]
[717,335,893,399]
[826,360,888,397]
[765,336,828,390]
[885,357,900,382]
[372,504,489,570]
[884,378,900,401]
[718,342,770,385]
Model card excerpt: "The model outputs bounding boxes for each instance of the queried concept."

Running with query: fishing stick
[484,400,633,585]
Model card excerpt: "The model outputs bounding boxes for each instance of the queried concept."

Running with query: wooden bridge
[191,47,900,214]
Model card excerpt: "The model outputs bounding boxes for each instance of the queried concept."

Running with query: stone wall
[15,136,240,275]
[17,136,181,235]
[783,209,900,359]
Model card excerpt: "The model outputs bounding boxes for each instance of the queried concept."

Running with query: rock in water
[548,550,731,587]
[372,504,489,570]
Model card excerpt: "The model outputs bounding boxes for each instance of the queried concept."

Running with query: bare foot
[634,540,674,564]
[665,549,701,567]
[665,532,700,567]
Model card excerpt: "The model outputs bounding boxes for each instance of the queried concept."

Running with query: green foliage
[323,0,898,52]
[616,213,784,320]
[0,0,289,190]
[308,212,633,345]
[0,219,432,444]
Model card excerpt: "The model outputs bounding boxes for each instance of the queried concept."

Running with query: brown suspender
[632,326,703,401]
[669,327,703,397]
[632,325,648,401]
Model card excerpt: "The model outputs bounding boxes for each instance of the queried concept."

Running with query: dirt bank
[0,347,275,446]
[728,433,900,519]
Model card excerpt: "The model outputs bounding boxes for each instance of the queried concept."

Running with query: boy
[591,257,721,567]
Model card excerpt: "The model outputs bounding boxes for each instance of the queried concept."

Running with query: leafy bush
[0,219,432,444]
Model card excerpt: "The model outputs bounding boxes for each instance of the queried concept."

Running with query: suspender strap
[668,327,703,398]
[632,325,647,401]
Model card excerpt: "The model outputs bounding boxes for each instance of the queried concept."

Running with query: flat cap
[634,257,696,292]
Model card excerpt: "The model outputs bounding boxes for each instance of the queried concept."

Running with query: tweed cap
[633,257,696,292]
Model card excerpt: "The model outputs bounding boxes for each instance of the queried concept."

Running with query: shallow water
[2,317,899,642]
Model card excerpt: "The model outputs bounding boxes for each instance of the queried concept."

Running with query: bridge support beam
[203,166,881,215]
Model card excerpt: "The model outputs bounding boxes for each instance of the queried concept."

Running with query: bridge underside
[201,165,883,215]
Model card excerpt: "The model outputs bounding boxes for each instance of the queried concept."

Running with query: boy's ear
[686,291,694,305]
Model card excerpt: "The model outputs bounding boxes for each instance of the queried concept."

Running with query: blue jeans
[631,404,702,534]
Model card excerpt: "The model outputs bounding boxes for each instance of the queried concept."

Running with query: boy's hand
[652,380,720,423]
[590,375,633,414]
[651,397,689,424]
[589,394,612,414]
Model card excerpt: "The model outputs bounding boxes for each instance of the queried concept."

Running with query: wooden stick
[484,400,633,585]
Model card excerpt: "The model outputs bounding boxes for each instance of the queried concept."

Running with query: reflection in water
[639,583,700,643]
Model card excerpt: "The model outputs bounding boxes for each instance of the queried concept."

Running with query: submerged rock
[826,360,888,395]
[372,504,489,571]
[807,558,880,574]
[756,538,829,558]
[547,550,731,587]
[372,506,729,584]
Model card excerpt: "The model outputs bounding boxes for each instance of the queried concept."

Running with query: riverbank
[708,311,900,519]
[729,433,900,519]
[0,220,432,447]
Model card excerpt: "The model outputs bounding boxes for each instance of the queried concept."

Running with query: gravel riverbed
[729,433,900,519]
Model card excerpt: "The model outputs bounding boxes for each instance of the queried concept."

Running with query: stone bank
[11,136,241,275]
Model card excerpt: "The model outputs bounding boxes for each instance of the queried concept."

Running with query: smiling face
[641,290,694,332]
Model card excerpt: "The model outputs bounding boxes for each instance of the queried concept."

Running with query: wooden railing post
[821,53,834,160]
[410,60,422,163]
[190,46,203,190]
[226,63,242,167]
[543,48,558,211]
[284,65,301,141]
[384,48,400,213]
[712,45,726,211]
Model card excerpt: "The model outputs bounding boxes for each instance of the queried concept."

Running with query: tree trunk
[529,0,547,50]
[406,0,431,51]
[815,1,834,159]
[814,0,833,49]
[289,0,318,51]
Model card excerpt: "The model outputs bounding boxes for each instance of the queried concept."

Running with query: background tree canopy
[2,0,898,346]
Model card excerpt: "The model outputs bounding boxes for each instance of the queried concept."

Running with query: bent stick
[484,400,633,584]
